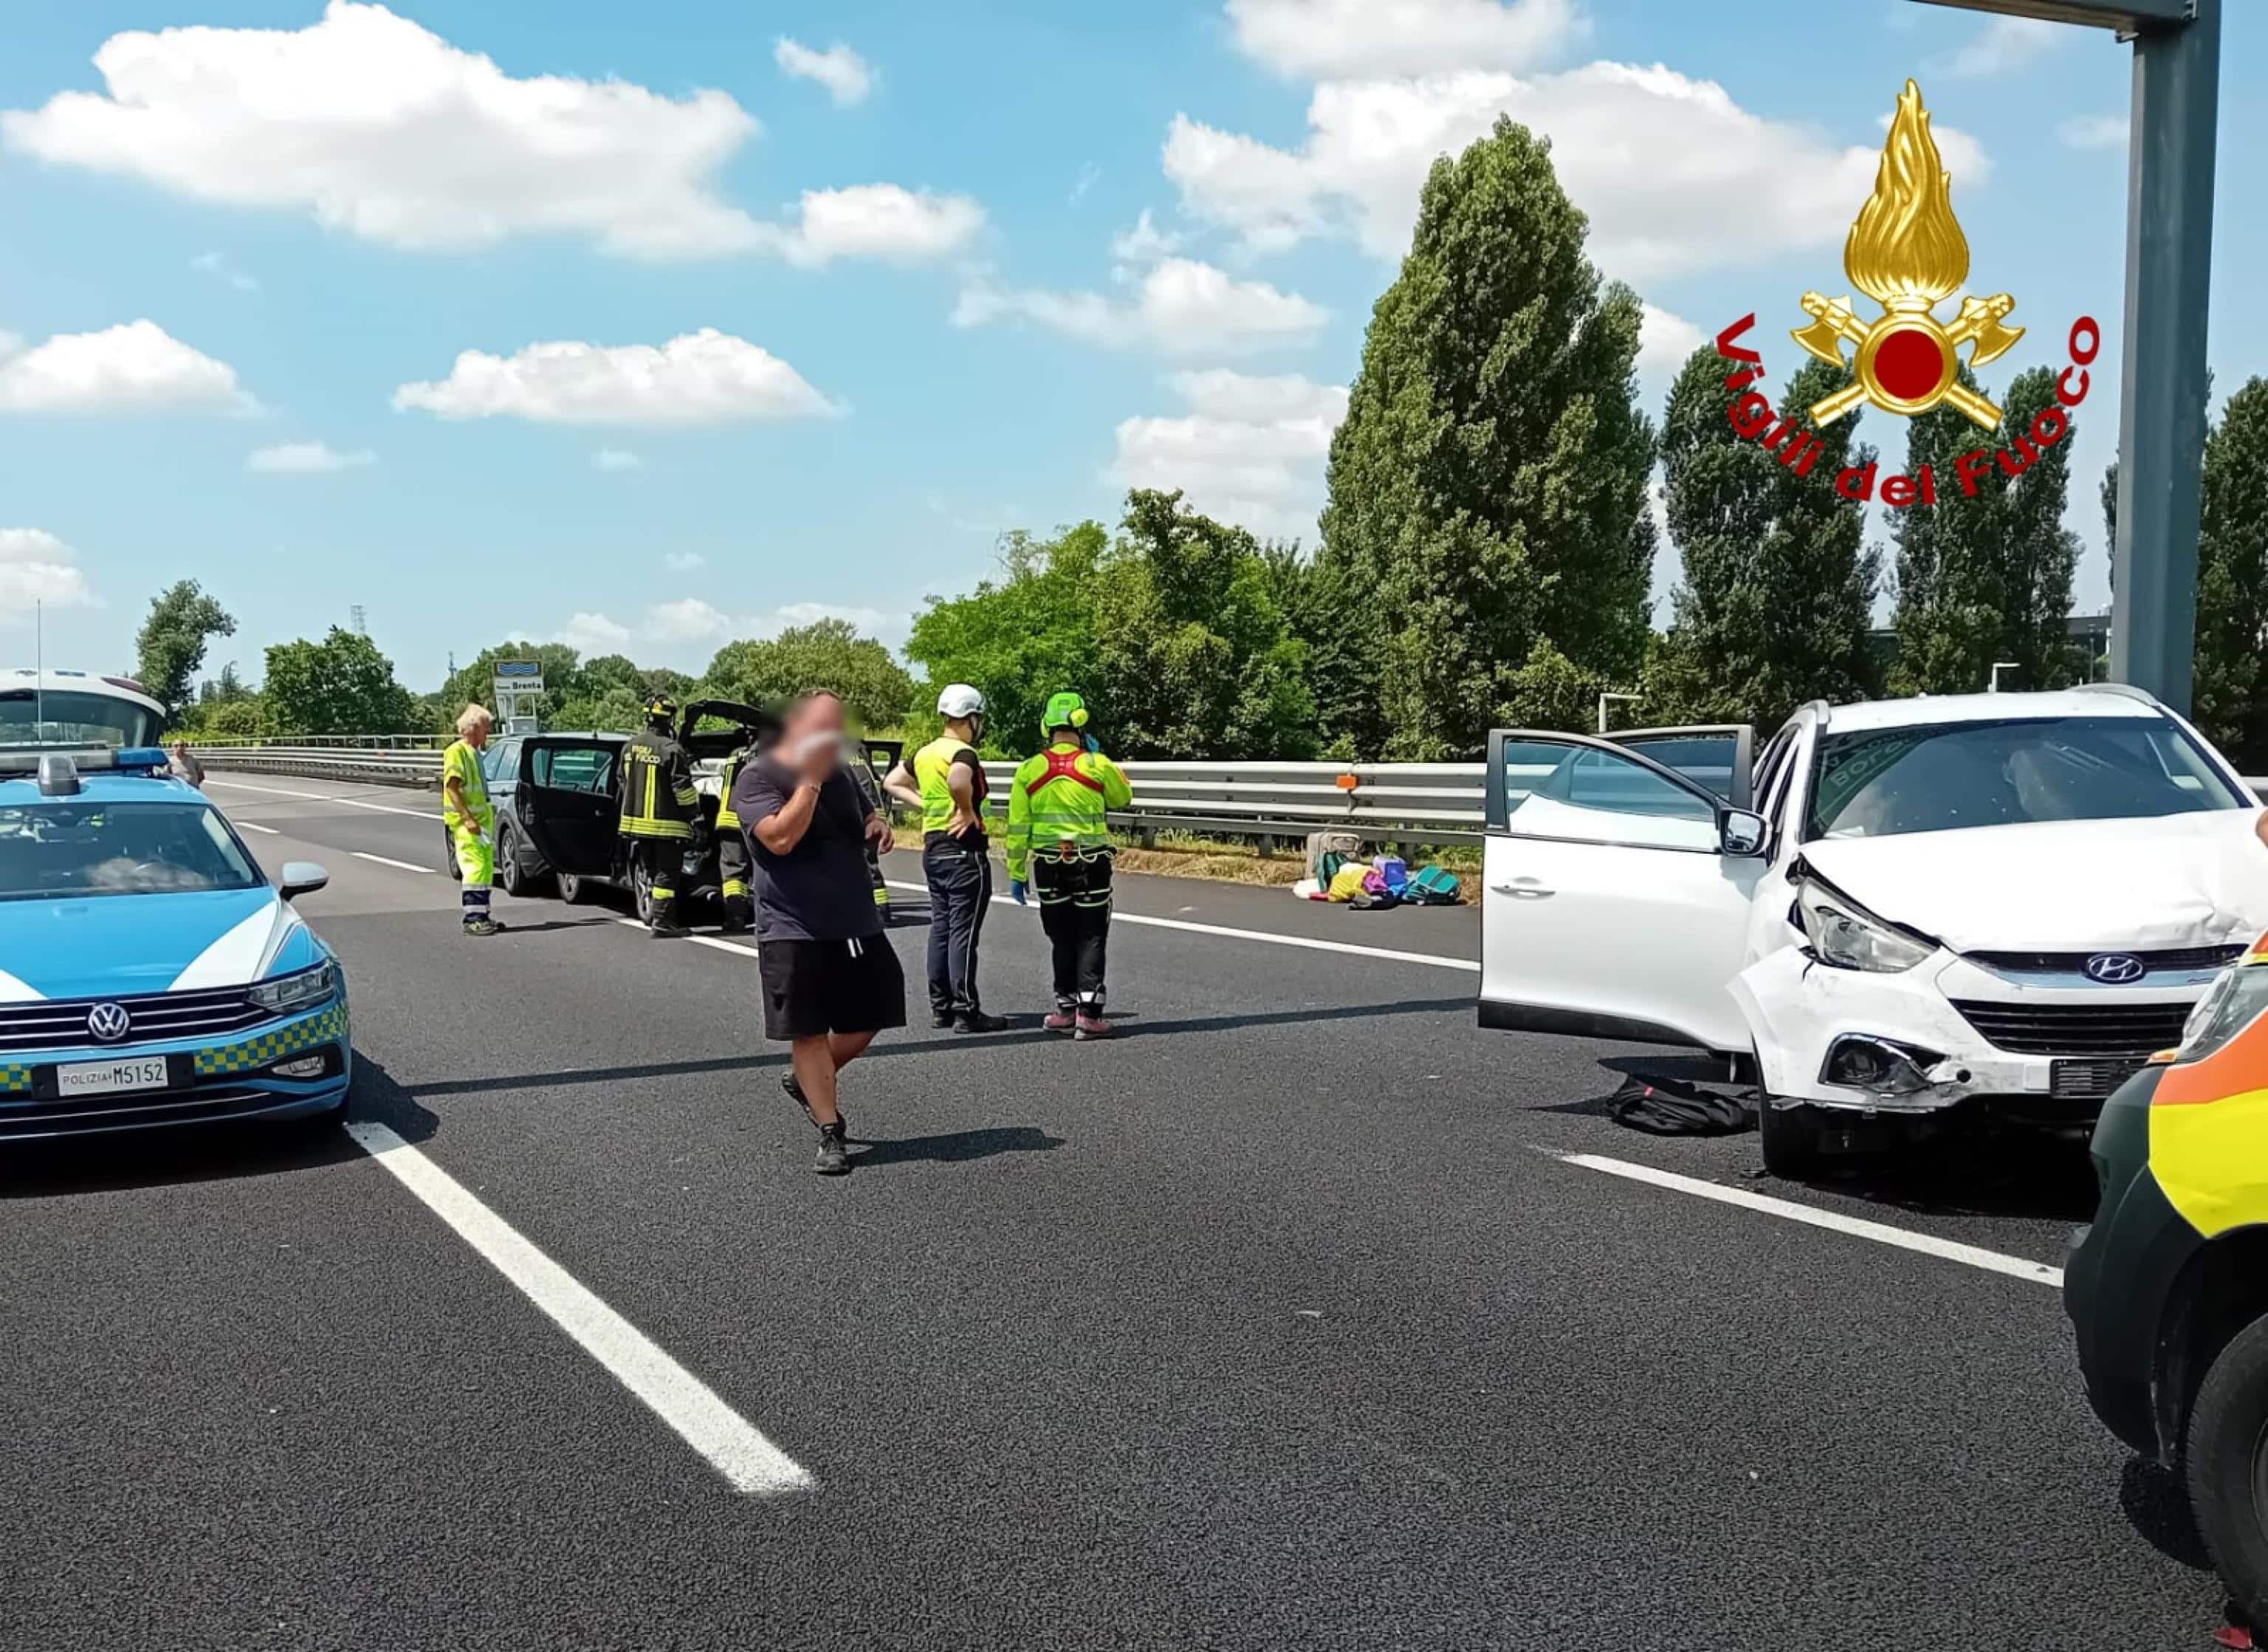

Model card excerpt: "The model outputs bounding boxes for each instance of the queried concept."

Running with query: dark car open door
[678,699,776,761]
[1609,725,1755,809]
[518,737,622,877]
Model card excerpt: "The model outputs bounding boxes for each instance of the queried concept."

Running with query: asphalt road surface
[1,773,2230,1651]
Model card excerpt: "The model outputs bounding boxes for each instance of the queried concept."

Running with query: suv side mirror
[278,861,330,902]
[1719,809,1768,858]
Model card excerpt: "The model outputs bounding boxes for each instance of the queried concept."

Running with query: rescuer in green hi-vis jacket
[1005,691,1133,1039]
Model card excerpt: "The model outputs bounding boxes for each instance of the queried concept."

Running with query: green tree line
[142,119,2265,769]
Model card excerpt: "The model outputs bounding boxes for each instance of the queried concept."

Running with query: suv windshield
[0,801,261,900]
[1807,715,2245,840]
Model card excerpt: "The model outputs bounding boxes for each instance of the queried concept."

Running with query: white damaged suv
[1477,687,2268,1175]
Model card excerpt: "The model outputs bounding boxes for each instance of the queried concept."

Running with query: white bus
[0,669,168,750]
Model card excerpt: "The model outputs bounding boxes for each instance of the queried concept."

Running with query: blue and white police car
[0,745,350,1140]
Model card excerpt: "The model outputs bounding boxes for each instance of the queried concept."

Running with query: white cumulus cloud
[1164,63,1990,281]
[0,320,253,414]
[954,257,1326,356]
[755,185,983,268]
[774,38,875,106]
[247,440,374,473]
[2059,113,2128,151]
[1638,304,1704,377]
[1226,0,1581,79]
[1941,16,2061,79]
[0,528,95,619]
[392,329,839,425]
[644,597,732,642]
[1110,369,1347,543]
[1,1,767,260]
[558,611,632,654]
[1110,209,1183,265]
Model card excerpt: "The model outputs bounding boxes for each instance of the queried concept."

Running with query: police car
[0,745,349,1140]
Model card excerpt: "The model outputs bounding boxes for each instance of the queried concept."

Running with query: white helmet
[936,683,986,719]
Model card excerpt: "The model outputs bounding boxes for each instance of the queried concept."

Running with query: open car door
[518,737,622,880]
[1609,724,1754,807]
[1480,730,1768,1052]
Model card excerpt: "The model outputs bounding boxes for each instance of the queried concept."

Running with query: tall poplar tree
[1317,117,1654,758]
[1891,366,2082,693]
[1646,351,1882,729]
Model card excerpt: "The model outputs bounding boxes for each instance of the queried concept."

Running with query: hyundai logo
[86,1002,132,1042]
[2084,953,2148,986]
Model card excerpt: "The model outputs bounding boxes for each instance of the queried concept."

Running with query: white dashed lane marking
[352,851,433,875]
[347,1122,812,1495]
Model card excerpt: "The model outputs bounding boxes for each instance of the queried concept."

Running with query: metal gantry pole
[1909,0,2221,713]
[2110,0,2220,713]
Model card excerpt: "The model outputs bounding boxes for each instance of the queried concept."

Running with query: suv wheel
[1757,1094,1829,1180]
[557,871,595,905]
[2188,1312,2268,1625]
[630,857,656,925]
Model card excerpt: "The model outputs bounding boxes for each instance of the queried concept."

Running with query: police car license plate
[55,1056,172,1097]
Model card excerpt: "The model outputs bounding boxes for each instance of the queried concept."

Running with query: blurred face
[786,694,845,745]
[466,722,491,750]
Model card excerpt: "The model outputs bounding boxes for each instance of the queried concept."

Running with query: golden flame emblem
[1794,80,2022,431]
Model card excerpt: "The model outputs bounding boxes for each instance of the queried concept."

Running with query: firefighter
[618,694,701,938]
[1005,691,1133,1038]
[713,730,757,933]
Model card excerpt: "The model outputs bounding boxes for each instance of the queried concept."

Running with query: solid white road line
[346,1122,811,1495]
[1559,1154,2063,1288]
[613,916,759,958]
[352,851,433,875]
[207,777,436,820]
[882,879,1477,973]
[236,821,281,835]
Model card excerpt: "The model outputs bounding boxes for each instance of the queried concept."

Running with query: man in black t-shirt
[732,690,904,1175]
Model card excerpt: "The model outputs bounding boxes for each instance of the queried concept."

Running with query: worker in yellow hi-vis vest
[1005,691,1132,1038]
[713,735,756,933]
[885,684,1005,1033]
[441,703,499,936]
[616,695,701,939]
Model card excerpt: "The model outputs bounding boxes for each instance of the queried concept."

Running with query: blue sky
[1,0,2260,692]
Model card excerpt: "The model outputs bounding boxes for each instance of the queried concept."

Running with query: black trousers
[630,836,696,928]
[922,836,990,1016]
[1031,851,1112,1010]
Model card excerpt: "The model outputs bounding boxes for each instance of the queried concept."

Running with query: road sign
[492,661,544,734]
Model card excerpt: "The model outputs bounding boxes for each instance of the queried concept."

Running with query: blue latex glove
[1010,878,1028,905]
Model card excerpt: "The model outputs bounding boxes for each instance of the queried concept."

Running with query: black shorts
[758,935,907,1041]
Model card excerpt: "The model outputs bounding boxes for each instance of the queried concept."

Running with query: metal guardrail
[192,744,2268,850]
[195,746,1491,845]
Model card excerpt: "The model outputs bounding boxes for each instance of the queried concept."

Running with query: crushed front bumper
[0,998,351,1141]
[1731,946,2204,1118]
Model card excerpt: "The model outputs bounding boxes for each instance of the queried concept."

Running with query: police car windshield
[0,801,261,901]
[1807,715,2245,840]
[0,689,164,749]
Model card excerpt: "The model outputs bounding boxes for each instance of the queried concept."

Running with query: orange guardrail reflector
[1336,773,1359,792]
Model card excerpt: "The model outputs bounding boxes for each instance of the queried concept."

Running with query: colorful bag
[1402,866,1462,905]
[1327,863,1371,902]
[1372,856,1409,894]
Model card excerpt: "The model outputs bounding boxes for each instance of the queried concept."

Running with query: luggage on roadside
[1305,829,1364,882]
[1326,863,1371,902]
[1402,866,1462,905]
[1372,856,1409,895]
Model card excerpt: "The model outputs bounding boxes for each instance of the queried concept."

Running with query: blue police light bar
[0,744,171,776]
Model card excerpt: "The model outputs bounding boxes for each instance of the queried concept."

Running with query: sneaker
[1074,1010,1113,1041]
[931,1010,958,1029]
[781,1073,842,1137]
[461,918,501,937]
[1043,1010,1077,1035]
[955,1011,1010,1034]
[813,1123,850,1176]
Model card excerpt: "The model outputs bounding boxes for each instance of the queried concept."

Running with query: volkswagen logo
[86,1002,132,1042]
[2084,953,2148,986]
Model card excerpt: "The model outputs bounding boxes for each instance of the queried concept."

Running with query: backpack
[1319,849,1353,887]
[1372,855,1409,894]
[1402,866,1462,905]
[1305,829,1364,881]
[1326,863,1371,902]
